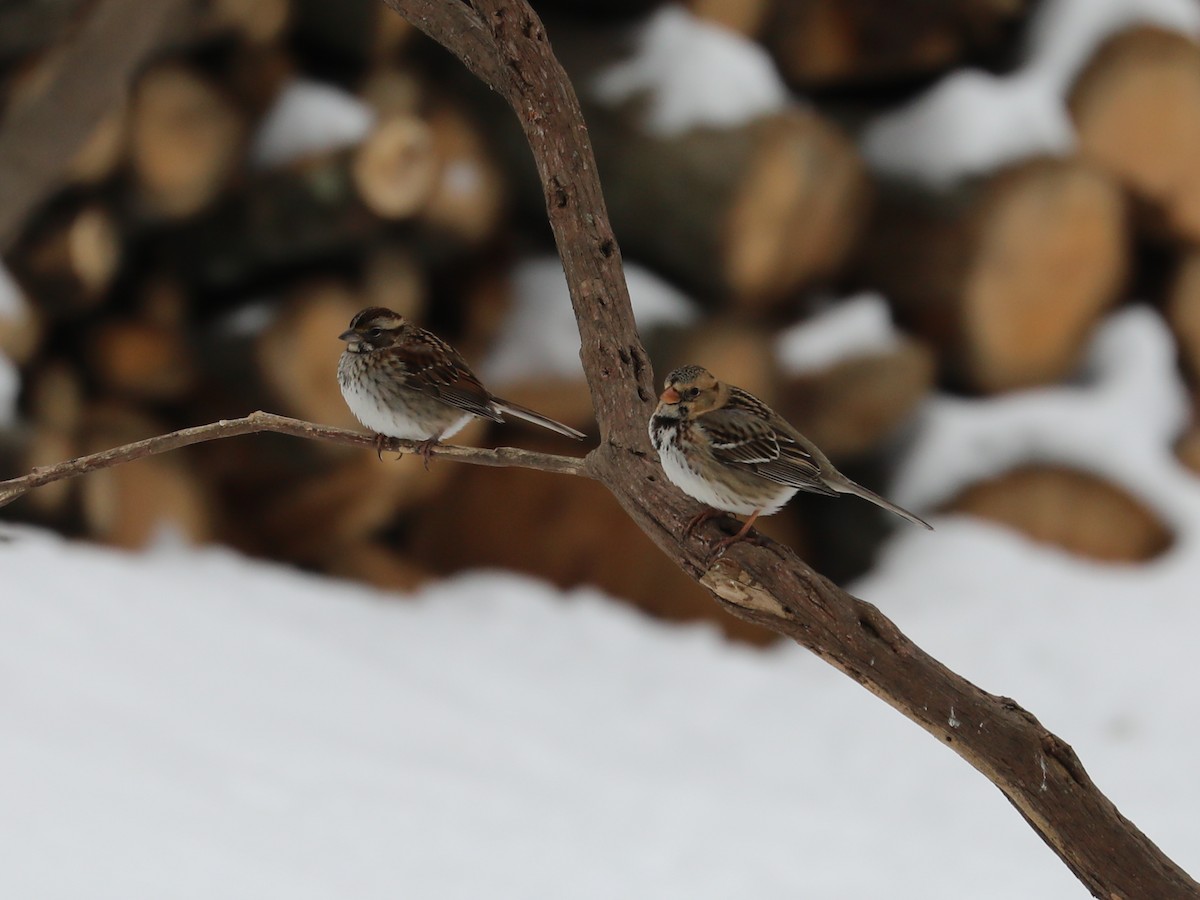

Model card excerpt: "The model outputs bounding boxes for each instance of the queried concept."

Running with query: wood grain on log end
[946,464,1172,563]
[964,159,1127,391]
[130,62,248,219]
[1070,26,1200,243]
[352,116,439,219]
[422,104,507,245]
[866,157,1127,393]
[725,110,869,312]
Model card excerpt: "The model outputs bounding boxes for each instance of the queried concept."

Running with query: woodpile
[2,1,1199,639]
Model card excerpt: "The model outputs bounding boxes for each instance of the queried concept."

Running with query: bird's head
[338,307,408,353]
[657,365,725,418]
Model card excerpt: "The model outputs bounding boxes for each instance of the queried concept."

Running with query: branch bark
[382,1,1199,896]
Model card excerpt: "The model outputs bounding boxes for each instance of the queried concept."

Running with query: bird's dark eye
[686,387,700,399]
[366,327,384,338]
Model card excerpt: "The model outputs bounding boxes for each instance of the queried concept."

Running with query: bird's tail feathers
[832,478,933,530]
[493,398,586,440]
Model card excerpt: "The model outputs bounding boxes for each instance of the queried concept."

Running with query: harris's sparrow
[649,365,931,548]
[338,307,585,463]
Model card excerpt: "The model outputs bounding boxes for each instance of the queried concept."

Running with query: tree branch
[383,1,1199,896]
[0,411,591,509]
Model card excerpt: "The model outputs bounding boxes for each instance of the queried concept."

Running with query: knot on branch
[701,558,787,617]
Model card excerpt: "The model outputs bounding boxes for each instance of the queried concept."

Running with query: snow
[0,262,26,425]
[775,293,900,375]
[218,300,279,338]
[0,353,18,426]
[481,256,698,384]
[893,307,1190,517]
[251,79,377,168]
[861,0,1200,185]
[591,4,790,137]
[4,306,1200,898]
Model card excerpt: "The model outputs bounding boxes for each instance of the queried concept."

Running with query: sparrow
[649,365,931,550]
[338,307,585,464]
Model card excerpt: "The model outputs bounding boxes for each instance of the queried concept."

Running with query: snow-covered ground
[3,307,1199,898]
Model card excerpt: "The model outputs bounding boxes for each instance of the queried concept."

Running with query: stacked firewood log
[3,0,1198,641]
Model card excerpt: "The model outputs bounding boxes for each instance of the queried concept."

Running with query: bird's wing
[702,404,837,496]
[396,333,504,422]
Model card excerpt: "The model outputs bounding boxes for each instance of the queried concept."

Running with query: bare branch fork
[1,0,1196,895]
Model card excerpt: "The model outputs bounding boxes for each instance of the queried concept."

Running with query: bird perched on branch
[649,365,931,551]
[338,307,584,465]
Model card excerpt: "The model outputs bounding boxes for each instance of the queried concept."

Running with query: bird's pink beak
[660,386,681,403]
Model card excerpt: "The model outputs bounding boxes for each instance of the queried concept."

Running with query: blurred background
[1,0,1199,643]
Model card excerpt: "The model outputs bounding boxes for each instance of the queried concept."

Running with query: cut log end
[724,111,869,311]
[1070,26,1200,243]
[946,465,1173,563]
[130,63,248,219]
[964,159,1127,391]
[351,116,439,219]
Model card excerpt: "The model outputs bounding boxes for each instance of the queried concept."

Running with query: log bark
[409,434,786,643]
[1166,250,1200,383]
[779,338,935,460]
[384,1,1199,894]
[1177,424,1200,476]
[1070,26,1200,244]
[860,156,1128,393]
[582,102,869,313]
[0,0,193,253]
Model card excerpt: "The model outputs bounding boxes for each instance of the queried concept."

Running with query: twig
[0,411,592,508]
